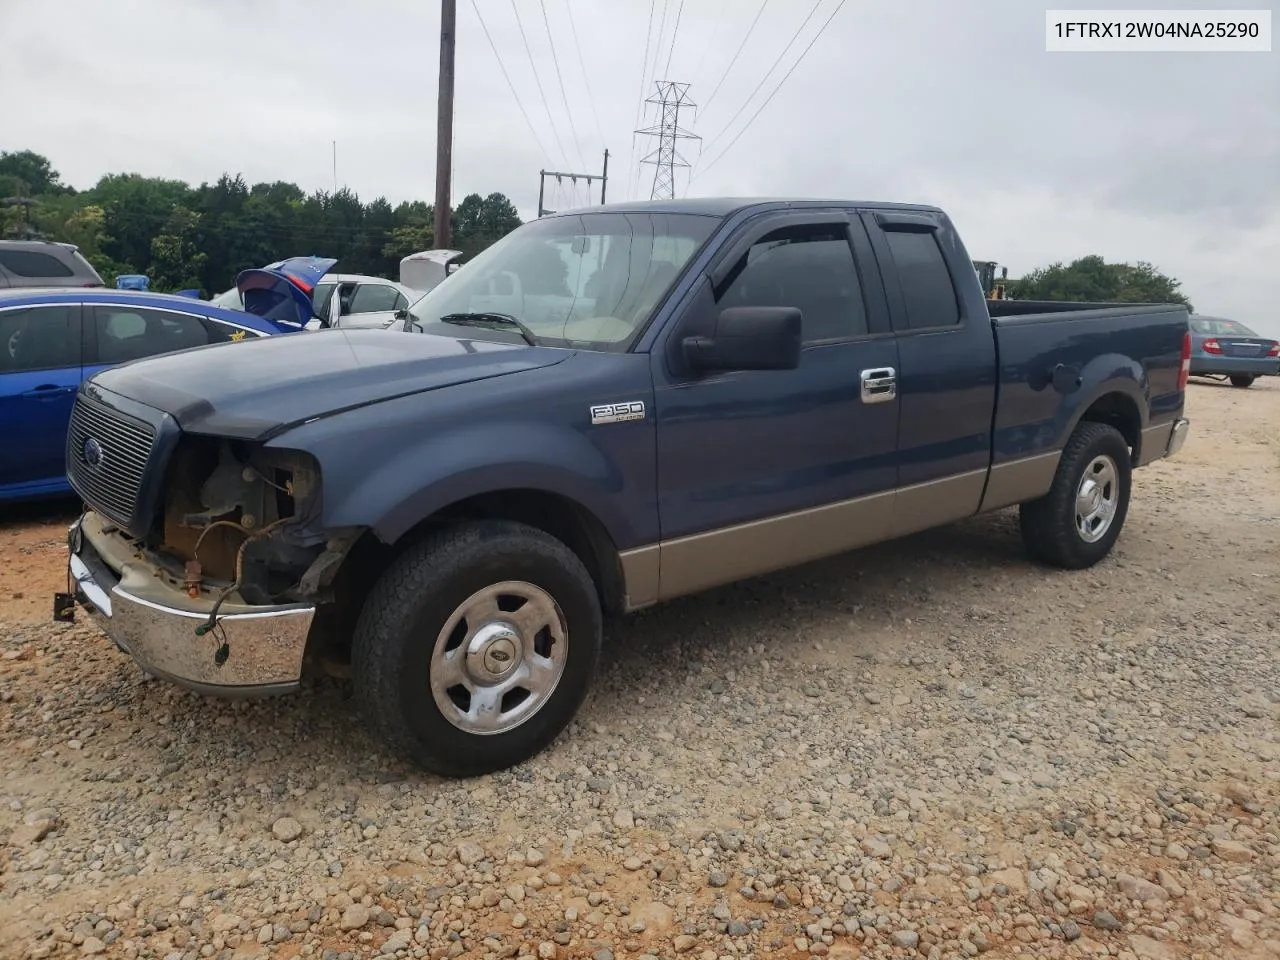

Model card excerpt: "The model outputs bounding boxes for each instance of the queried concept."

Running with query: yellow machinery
[973,260,1009,300]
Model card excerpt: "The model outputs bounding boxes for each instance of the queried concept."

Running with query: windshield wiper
[438,312,537,346]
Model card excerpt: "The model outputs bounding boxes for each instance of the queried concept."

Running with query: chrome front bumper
[68,513,315,697]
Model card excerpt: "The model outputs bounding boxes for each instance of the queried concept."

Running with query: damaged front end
[67,433,360,696]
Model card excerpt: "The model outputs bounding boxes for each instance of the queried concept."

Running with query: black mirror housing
[682,306,802,372]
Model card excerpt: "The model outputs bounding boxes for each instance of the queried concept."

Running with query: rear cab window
[881,230,961,330]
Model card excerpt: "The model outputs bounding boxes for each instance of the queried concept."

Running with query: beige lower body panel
[977,451,1061,513]
[620,463,1032,609]
[1136,420,1176,467]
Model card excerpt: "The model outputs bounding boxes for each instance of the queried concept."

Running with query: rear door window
[92,306,213,364]
[349,282,403,314]
[0,249,75,278]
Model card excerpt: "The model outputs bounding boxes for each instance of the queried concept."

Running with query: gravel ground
[0,380,1276,960]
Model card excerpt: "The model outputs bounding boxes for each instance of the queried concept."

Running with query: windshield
[1190,316,1257,337]
[406,211,720,350]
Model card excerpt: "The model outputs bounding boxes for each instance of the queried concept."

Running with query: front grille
[67,393,157,528]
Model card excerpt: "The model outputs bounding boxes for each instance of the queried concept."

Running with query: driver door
[650,210,902,599]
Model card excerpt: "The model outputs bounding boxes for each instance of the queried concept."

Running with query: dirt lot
[0,381,1276,960]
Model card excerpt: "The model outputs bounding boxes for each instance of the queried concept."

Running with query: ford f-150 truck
[61,198,1192,777]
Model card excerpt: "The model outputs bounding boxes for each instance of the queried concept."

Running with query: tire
[351,519,602,777]
[1230,375,1255,388]
[1019,421,1132,570]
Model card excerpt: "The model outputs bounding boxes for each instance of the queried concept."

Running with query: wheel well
[423,489,627,616]
[1078,392,1141,461]
[313,490,627,667]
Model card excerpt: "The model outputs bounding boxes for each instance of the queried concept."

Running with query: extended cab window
[0,304,79,372]
[719,224,868,341]
[93,306,212,364]
[883,230,961,329]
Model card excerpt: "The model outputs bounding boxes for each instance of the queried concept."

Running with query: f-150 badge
[590,401,646,425]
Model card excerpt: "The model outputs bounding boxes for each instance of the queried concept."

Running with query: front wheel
[352,519,602,777]
[1019,421,1132,570]
[1229,375,1255,388]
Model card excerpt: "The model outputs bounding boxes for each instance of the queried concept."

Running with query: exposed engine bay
[109,437,357,610]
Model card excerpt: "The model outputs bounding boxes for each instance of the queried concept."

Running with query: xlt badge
[590,401,646,425]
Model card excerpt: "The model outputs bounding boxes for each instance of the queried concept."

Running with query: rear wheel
[1019,421,1132,570]
[352,519,602,777]
[1230,375,1255,388]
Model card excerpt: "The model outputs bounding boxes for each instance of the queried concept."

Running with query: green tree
[148,207,207,292]
[0,148,527,295]
[453,192,522,256]
[0,149,67,195]
[382,201,435,263]
[1009,255,1192,310]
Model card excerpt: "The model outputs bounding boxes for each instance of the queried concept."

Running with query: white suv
[211,273,417,329]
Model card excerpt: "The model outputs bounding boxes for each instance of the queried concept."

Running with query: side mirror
[682,306,801,372]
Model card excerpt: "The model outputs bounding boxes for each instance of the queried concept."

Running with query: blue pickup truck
[61,198,1191,777]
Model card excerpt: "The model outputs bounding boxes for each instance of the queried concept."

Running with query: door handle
[20,385,75,400]
[860,367,897,404]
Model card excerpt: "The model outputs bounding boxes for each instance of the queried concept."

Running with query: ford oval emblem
[83,437,104,468]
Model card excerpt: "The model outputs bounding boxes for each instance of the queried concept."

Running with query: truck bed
[989,301,1189,483]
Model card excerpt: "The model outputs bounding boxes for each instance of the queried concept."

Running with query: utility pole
[536,149,611,217]
[434,0,456,249]
[1,195,42,240]
[635,81,699,200]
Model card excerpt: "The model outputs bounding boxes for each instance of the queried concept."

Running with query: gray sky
[2,0,1277,333]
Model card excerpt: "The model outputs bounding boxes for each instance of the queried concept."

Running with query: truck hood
[236,256,338,329]
[87,328,571,440]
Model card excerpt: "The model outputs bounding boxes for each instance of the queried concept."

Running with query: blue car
[0,288,300,505]
[1188,313,1280,388]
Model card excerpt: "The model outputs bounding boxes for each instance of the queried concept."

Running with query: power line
[698,0,769,116]
[701,0,823,151]
[509,0,572,170]
[538,0,590,172]
[632,0,672,199]
[650,0,672,81]
[628,0,659,201]
[563,0,605,147]
[469,0,553,165]
[688,0,733,93]
[661,0,686,80]
[693,0,848,180]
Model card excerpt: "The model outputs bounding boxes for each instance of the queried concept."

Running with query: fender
[1056,352,1148,450]
[309,419,650,549]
